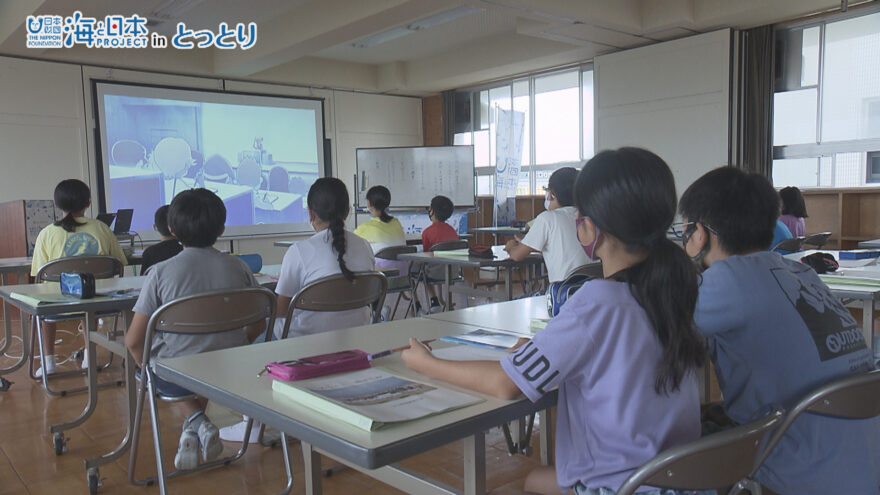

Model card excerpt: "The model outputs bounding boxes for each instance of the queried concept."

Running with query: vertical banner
[494,107,525,227]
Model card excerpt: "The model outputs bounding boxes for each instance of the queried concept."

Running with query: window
[773,9,880,188]
[455,66,594,195]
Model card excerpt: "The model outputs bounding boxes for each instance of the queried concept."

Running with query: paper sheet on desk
[432,345,509,361]
[837,258,879,268]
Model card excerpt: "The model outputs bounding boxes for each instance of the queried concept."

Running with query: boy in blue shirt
[679,167,879,494]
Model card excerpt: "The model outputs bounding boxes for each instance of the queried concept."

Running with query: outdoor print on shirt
[770,264,867,363]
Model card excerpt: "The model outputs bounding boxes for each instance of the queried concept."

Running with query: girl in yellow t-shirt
[30,179,127,375]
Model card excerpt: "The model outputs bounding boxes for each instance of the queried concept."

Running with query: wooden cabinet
[803,188,880,249]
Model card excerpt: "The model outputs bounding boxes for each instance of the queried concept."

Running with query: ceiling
[0,0,868,95]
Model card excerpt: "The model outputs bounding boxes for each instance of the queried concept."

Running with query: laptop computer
[113,209,133,234]
[96,213,116,227]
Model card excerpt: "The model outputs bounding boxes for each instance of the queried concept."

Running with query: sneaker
[380,305,391,322]
[174,428,199,470]
[80,349,89,370]
[219,419,262,444]
[34,356,57,378]
[198,421,223,462]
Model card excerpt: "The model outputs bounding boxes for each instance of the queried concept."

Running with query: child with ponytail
[31,179,127,376]
[403,148,708,495]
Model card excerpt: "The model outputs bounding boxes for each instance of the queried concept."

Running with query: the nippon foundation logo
[26,11,257,50]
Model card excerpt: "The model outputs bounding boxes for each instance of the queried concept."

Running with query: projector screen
[93,81,325,240]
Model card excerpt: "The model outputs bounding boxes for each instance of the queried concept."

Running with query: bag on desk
[546,273,593,317]
[60,272,96,299]
[800,252,838,274]
[468,244,494,259]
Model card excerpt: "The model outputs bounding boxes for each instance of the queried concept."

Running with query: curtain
[737,25,775,177]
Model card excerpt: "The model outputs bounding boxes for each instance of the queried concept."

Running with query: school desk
[858,239,880,249]
[274,233,425,248]
[399,246,545,311]
[155,316,557,495]
[424,296,547,336]
[0,256,33,389]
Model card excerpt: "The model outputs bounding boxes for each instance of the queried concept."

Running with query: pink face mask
[575,217,600,259]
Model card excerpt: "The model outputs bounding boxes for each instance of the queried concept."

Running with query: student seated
[31,179,128,376]
[779,185,807,237]
[404,148,708,495]
[413,195,459,313]
[124,188,265,470]
[140,204,182,275]
[221,177,374,443]
[354,185,407,316]
[679,167,880,495]
[503,167,590,284]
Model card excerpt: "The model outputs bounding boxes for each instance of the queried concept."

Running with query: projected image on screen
[95,83,325,238]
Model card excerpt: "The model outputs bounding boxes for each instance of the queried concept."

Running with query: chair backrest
[237,157,263,189]
[111,139,146,166]
[36,255,124,282]
[771,236,805,252]
[430,240,468,252]
[567,262,603,279]
[802,231,832,249]
[204,154,233,183]
[268,166,289,192]
[142,287,277,368]
[616,410,784,495]
[751,369,880,474]
[375,245,417,261]
[281,272,388,339]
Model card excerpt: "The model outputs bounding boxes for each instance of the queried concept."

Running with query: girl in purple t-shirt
[403,148,707,495]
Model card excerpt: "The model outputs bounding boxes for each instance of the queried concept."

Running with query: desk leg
[463,432,486,495]
[862,299,875,353]
[539,408,553,466]
[444,265,452,311]
[301,441,323,495]
[50,312,99,435]
[1,273,10,356]
[505,267,513,301]
[84,348,136,471]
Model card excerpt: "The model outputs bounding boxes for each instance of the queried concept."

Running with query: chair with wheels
[408,240,468,315]
[29,255,124,396]
[615,409,784,495]
[771,236,805,253]
[727,369,880,495]
[127,287,293,495]
[802,231,832,250]
[279,271,388,339]
[375,245,417,320]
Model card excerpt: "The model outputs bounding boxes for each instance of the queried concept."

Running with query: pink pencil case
[265,350,370,381]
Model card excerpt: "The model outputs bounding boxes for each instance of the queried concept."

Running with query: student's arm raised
[401,338,522,400]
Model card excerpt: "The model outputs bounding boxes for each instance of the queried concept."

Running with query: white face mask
[544,193,551,210]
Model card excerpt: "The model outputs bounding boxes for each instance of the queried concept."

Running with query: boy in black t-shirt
[140,205,182,275]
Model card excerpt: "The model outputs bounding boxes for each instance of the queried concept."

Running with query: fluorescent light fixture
[351,6,484,48]
[351,27,414,48]
[407,6,484,31]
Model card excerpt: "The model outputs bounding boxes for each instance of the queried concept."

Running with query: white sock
[44,354,56,370]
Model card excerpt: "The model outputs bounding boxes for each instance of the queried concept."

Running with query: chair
[615,410,784,495]
[30,256,124,396]
[111,140,146,167]
[728,369,880,495]
[203,154,234,184]
[771,236,804,253]
[408,240,468,315]
[567,261,603,279]
[279,272,387,339]
[151,137,194,198]
[128,287,293,495]
[375,245,417,320]
[288,176,310,196]
[802,231,832,249]
[268,166,289,192]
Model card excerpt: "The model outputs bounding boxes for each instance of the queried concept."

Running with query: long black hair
[53,179,91,233]
[574,148,703,395]
[366,186,393,223]
[779,186,808,218]
[308,177,354,281]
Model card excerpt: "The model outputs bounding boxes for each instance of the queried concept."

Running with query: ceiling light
[351,6,484,48]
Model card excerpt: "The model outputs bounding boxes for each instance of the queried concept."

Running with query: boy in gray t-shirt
[125,189,263,471]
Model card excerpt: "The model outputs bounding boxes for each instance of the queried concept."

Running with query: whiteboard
[356,146,475,208]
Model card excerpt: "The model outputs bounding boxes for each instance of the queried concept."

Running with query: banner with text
[493,107,525,227]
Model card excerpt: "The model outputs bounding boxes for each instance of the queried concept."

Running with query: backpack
[546,273,592,317]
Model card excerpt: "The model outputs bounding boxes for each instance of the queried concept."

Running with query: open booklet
[441,328,523,350]
[271,367,483,431]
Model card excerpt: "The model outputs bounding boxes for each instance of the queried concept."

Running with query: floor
[0,288,547,495]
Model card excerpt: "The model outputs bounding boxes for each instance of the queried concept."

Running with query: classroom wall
[595,29,732,196]
[0,55,422,265]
